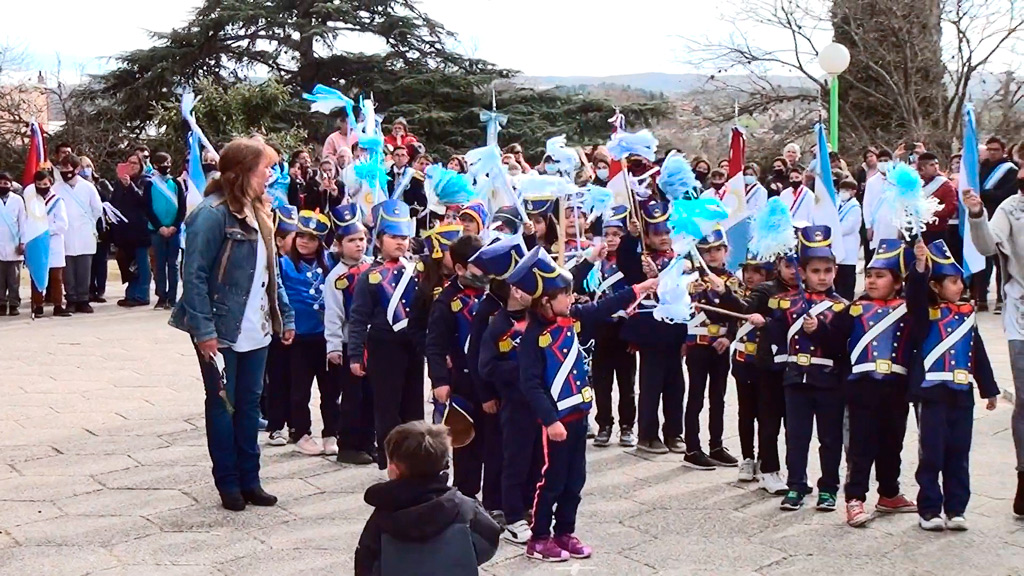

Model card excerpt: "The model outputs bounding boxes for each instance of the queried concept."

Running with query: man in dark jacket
[355,421,501,576]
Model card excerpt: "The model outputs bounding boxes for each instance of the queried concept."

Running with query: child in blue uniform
[511,246,658,562]
[832,239,918,526]
[347,200,427,470]
[264,205,298,446]
[279,210,340,456]
[323,204,375,465]
[909,239,999,531]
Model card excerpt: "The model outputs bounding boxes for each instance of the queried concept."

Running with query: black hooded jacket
[354,472,501,576]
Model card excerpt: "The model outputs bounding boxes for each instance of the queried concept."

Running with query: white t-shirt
[231,228,272,352]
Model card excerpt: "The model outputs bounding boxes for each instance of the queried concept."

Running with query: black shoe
[154,298,167,310]
[618,427,637,447]
[163,301,175,310]
[220,492,246,512]
[53,306,73,317]
[636,438,669,454]
[89,295,106,303]
[665,436,687,454]
[682,450,717,470]
[1015,472,1024,517]
[241,486,278,506]
[336,449,375,465]
[8,306,19,316]
[708,446,739,467]
[32,306,44,318]
[119,299,148,308]
[780,490,807,511]
[593,426,613,447]
[75,302,94,314]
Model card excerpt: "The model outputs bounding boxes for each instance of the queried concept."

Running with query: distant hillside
[516,72,815,94]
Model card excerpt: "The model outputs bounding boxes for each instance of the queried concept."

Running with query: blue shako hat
[524,198,556,216]
[297,210,330,237]
[469,234,526,280]
[742,249,776,272]
[372,199,414,237]
[927,239,964,278]
[423,224,463,259]
[642,200,670,234]
[868,238,912,276]
[602,204,629,229]
[507,246,573,298]
[796,225,834,261]
[696,224,727,249]
[275,205,298,234]
[329,203,363,239]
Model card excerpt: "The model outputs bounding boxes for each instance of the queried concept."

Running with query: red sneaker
[554,534,593,559]
[526,538,569,562]
[846,500,872,527]
[877,494,917,513]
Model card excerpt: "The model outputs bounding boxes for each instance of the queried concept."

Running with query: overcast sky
[5,0,732,79]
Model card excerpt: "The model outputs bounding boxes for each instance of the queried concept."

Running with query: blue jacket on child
[279,253,336,336]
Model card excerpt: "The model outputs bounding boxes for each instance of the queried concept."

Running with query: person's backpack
[379,523,478,576]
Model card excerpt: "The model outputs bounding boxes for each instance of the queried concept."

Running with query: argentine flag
[23,192,51,293]
[958,104,986,279]
[811,123,845,262]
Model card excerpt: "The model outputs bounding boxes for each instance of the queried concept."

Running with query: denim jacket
[169,193,294,346]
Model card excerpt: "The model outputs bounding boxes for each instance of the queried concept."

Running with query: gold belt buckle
[876,360,892,374]
[797,353,811,366]
[744,342,757,354]
[708,324,721,336]
[954,370,970,384]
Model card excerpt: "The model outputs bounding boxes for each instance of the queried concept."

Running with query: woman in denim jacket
[170,138,295,511]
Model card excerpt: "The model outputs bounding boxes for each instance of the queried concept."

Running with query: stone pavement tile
[0,444,60,465]
[0,405,57,421]
[0,545,118,576]
[751,521,902,558]
[92,566,223,576]
[0,425,94,447]
[623,509,770,541]
[579,495,654,524]
[275,491,367,522]
[303,466,387,494]
[0,464,16,481]
[0,475,103,501]
[93,464,208,490]
[129,444,212,466]
[181,477,322,508]
[57,488,193,516]
[52,397,155,415]
[258,451,344,479]
[251,517,363,550]
[14,412,129,431]
[159,428,208,447]
[758,554,920,576]
[87,419,195,437]
[577,523,654,556]
[54,434,171,456]
[8,515,158,547]
[27,379,117,394]
[485,554,655,576]
[0,533,14,550]
[13,454,138,476]
[0,501,64,528]
[117,404,206,421]
[147,501,295,532]
[110,531,264,566]
[619,536,786,574]
[216,548,347,575]
[4,393,88,409]
[629,479,761,511]
[82,387,183,402]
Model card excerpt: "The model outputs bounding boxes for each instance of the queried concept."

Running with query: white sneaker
[759,471,789,495]
[919,516,946,531]
[738,459,757,482]
[295,434,323,456]
[945,515,968,531]
[266,430,288,446]
[323,436,339,456]
[502,519,532,544]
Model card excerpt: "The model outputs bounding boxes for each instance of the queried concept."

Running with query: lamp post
[818,42,850,151]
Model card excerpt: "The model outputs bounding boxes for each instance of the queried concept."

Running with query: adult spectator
[862,148,896,264]
[109,153,152,307]
[134,145,152,171]
[170,137,295,512]
[55,154,102,314]
[78,156,113,303]
[764,157,789,198]
[387,145,411,193]
[322,115,352,163]
[143,152,187,309]
[383,118,418,151]
[783,142,801,168]
[690,156,711,189]
[54,142,73,163]
[976,136,1018,312]
[504,143,531,173]
[854,147,879,194]
[916,152,958,246]
[964,171,1024,518]
[592,152,612,187]
[335,145,353,171]
[302,158,344,213]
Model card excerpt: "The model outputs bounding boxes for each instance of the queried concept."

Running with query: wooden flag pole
[693,302,750,321]
[620,158,648,253]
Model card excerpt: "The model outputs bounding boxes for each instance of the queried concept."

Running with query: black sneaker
[618,427,637,447]
[53,306,73,317]
[75,302,94,314]
[780,490,807,511]
[241,486,278,506]
[593,426,613,447]
[89,294,106,303]
[708,446,739,467]
[636,438,669,454]
[154,298,167,310]
[682,450,717,470]
[816,491,838,511]
[665,436,687,454]
[336,449,375,465]
[8,305,20,316]
[32,306,44,318]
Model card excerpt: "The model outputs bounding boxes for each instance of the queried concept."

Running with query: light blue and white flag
[959,104,986,279]
[811,123,845,262]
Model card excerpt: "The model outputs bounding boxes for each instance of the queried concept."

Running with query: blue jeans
[196,345,268,494]
[152,231,181,304]
[125,246,151,303]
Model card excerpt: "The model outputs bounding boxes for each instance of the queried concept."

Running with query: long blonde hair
[204,137,276,220]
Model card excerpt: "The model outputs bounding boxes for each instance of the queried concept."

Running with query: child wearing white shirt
[0,172,27,315]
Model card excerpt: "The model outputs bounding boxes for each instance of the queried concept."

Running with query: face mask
[461,271,489,289]
[695,169,709,181]
[710,181,725,190]
[772,168,785,177]
[60,170,76,182]
[545,163,558,174]
[744,175,757,186]
[156,165,172,176]
[0,184,10,195]
[790,180,802,187]
[878,161,891,174]
[839,191,852,202]
[78,168,92,179]
[201,163,217,174]
[36,186,50,196]
[596,168,609,181]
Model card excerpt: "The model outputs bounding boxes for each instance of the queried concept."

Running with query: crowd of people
[4,112,1024,573]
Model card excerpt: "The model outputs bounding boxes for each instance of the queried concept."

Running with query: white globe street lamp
[819,42,850,150]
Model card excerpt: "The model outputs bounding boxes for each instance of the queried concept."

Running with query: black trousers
[367,336,424,469]
[500,396,542,524]
[844,380,909,502]
[946,223,964,267]
[917,400,974,518]
[288,334,342,440]
[784,386,845,494]
[531,417,587,539]
[90,242,109,297]
[758,370,787,473]
[684,344,729,452]
[637,347,685,442]
[263,337,292,433]
[591,328,637,429]
[835,264,857,302]
[734,363,759,461]
[454,408,503,512]
[338,345,375,453]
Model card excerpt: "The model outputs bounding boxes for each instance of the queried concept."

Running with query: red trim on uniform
[531,424,551,533]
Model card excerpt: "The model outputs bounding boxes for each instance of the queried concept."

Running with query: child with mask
[780,166,815,224]
[142,152,187,309]
[0,171,27,316]
[835,179,862,301]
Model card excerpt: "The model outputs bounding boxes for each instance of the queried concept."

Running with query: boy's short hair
[34,170,52,183]
[838,178,858,191]
[60,154,82,170]
[450,234,483,269]
[0,171,11,182]
[153,152,172,166]
[799,255,836,268]
[385,421,450,478]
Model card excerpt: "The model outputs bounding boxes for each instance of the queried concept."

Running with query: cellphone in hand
[116,162,132,180]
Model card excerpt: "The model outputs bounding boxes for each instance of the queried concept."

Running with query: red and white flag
[722,126,748,228]
[21,121,46,186]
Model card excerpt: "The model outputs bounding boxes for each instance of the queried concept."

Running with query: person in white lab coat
[0,171,27,315]
[861,149,897,263]
[742,164,768,215]
[835,179,863,300]
[55,154,102,313]
[25,171,72,318]
[779,166,815,224]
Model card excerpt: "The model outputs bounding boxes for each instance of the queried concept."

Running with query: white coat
[55,177,101,257]
[0,192,27,261]
[24,185,69,268]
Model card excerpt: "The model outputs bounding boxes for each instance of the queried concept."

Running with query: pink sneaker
[554,534,592,559]
[526,537,569,562]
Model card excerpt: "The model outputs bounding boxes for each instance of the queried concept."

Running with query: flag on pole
[959,104,986,279]
[21,121,46,186]
[724,126,750,270]
[811,123,845,262]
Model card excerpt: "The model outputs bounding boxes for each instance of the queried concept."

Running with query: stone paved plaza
[2,299,1023,575]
